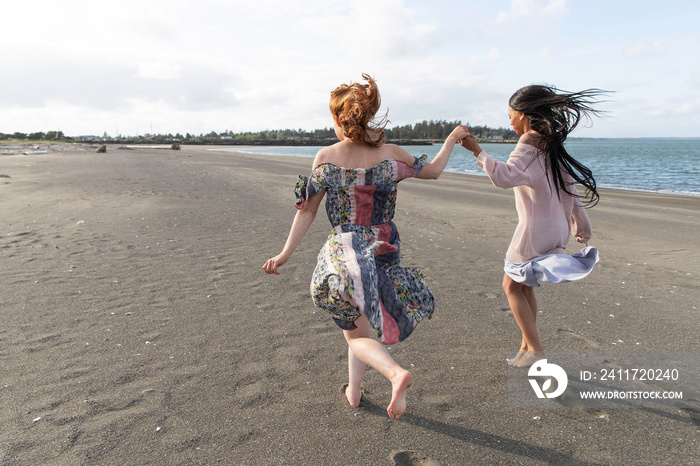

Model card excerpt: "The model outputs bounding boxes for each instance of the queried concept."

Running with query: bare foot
[343,384,362,408]
[512,351,546,368]
[387,370,413,420]
[507,340,528,365]
[507,349,526,366]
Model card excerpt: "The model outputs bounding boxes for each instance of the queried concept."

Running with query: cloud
[1,1,698,138]
[496,0,569,24]
[538,47,552,58]
[303,0,437,60]
[624,39,664,59]
[468,48,501,63]
[135,61,183,80]
[0,58,239,112]
[645,101,695,119]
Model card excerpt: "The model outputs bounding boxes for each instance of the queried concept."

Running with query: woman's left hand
[262,253,288,275]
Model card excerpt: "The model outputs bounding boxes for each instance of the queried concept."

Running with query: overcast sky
[2,0,699,138]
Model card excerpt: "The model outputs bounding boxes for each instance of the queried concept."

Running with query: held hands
[448,125,471,143]
[458,127,482,157]
[262,253,289,275]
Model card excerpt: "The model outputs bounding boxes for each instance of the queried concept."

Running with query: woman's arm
[570,185,593,244]
[459,131,482,158]
[262,189,325,275]
[460,131,531,189]
[416,125,470,179]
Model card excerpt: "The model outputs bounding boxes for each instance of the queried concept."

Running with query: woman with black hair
[459,84,608,368]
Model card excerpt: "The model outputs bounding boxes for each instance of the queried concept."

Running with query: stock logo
[528,359,568,399]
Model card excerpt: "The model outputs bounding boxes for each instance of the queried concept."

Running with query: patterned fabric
[295,156,434,344]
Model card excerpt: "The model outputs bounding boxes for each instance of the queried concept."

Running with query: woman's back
[300,150,427,229]
[499,144,588,262]
[314,140,412,170]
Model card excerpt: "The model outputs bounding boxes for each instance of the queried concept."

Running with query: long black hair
[509,85,608,207]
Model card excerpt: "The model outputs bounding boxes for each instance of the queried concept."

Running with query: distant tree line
[0,131,66,141]
[211,120,516,144]
[384,120,516,141]
[0,120,516,145]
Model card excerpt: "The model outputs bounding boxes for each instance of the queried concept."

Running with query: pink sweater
[476,143,592,263]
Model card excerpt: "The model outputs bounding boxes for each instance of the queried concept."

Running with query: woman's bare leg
[343,315,413,419]
[502,274,544,367]
[345,346,366,407]
[508,283,539,363]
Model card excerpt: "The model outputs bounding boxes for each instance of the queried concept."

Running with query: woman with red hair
[264,74,468,419]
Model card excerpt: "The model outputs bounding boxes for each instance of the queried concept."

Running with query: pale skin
[459,107,586,368]
[263,115,469,418]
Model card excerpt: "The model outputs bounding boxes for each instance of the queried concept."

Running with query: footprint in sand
[681,406,700,427]
[554,373,623,421]
[555,391,610,419]
[392,451,441,466]
[556,328,600,348]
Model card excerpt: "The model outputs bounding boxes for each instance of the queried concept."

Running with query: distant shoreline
[3,137,699,148]
[1,138,518,148]
[109,138,519,146]
[3,140,698,198]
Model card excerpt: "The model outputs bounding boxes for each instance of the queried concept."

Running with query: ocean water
[210,138,700,196]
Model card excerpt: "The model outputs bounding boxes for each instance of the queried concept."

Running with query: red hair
[329,73,387,147]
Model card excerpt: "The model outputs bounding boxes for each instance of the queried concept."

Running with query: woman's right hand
[459,129,482,157]
[262,253,288,275]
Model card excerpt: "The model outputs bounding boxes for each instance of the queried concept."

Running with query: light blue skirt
[504,246,599,287]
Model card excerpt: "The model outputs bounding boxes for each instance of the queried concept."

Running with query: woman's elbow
[301,204,319,218]
[419,167,441,180]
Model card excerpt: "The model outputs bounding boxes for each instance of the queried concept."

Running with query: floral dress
[294,155,434,345]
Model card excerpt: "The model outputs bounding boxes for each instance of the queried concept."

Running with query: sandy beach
[1,145,698,465]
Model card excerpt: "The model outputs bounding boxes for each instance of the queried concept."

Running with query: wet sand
[1,145,698,464]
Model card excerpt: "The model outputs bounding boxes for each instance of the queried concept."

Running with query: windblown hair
[329,73,387,147]
[509,84,609,207]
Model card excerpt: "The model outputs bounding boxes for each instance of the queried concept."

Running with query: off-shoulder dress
[294,155,434,345]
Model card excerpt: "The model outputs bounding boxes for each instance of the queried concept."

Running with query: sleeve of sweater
[570,185,593,243]
[475,145,532,189]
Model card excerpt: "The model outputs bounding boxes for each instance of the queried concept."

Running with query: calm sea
[211,138,700,197]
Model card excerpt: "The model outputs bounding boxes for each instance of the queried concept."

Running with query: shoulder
[312,144,339,168]
[518,133,544,151]
[512,141,542,159]
[384,143,415,165]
